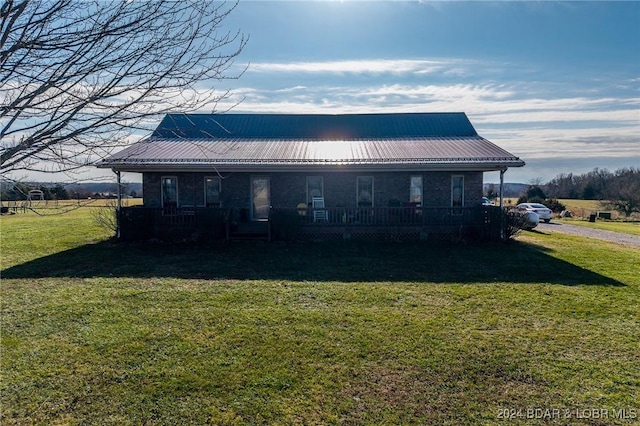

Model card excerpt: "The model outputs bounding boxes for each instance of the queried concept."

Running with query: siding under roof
[98,113,525,172]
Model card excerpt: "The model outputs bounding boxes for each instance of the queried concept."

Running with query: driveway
[535,221,640,248]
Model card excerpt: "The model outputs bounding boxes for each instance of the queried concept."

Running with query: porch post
[499,169,505,208]
[499,169,505,241]
[115,169,122,239]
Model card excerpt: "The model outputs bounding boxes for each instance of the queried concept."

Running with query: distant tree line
[543,167,640,217]
[1,182,138,201]
[1,182,69,201]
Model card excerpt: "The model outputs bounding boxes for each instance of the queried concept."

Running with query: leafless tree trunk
[1,0,246,177]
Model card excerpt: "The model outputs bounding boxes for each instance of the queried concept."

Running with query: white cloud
[358,83,516,101]
[223,83,638,124]
[249,59,462,75]
[274,86,308,93]
[214,81,639,173]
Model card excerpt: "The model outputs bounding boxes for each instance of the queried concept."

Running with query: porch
[118,205,503,242]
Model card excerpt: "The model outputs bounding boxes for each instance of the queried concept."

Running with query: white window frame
[357,176,374,207]
[306,176,324,205]
[410,175,423,205]
[204,176,222,207]
[250,176,271,221]
[451,175,464,208]
[161,176,178,208]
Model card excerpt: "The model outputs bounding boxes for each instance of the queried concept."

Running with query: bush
[527,196,545,205]
[91,199,118,236]
[516,191,565,214]
[518,185,547,206]
[544,198,565,213]
[503,208,524,241]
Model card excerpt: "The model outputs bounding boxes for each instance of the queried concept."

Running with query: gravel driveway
[536,221,640,248]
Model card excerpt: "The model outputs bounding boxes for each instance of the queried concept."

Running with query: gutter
[96,161,525,173]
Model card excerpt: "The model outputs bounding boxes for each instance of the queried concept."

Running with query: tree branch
[1,0,246,175]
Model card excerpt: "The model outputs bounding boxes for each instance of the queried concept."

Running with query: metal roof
[152,112,479,139]
[97,113,525,172]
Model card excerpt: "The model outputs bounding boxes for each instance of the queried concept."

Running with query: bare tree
[602,167,640,218]
[1,0,246,176]
[91,198,117,236]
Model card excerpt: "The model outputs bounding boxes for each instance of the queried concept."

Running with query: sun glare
[313,141,354,161]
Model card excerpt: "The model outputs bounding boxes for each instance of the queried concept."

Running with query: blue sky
[208,0,639,184]
[18,1,636,184]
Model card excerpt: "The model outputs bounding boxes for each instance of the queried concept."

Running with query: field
[503,198,601,216]
[1,207,639,425]
[503,198,640,233]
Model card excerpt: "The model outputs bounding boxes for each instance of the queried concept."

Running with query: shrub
[91,199,118,236]
[503,208,524,241]
[527,196,546,205]
[544,198,566,213]
[518,185,547,206]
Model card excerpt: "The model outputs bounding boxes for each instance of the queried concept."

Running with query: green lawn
[557,218,640,236]
[1,209,639,425]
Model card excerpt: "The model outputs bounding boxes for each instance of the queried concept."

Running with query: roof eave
[97,160,525,173]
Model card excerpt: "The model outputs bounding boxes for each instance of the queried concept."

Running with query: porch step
[229,222,270,241]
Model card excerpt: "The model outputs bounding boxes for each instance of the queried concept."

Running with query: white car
[520,211,540,229]
[517,203,552,223]
[482,197,495,206]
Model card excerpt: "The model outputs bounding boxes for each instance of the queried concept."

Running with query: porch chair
[312,197,328,222]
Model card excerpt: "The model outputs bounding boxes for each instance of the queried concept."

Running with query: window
[251,177,270,221]
[357,176,374,207]
[307,176,323,205]
[161,176,178,208]
[410,176,423,205]
[451,175,464,207]
[204,176,221,207]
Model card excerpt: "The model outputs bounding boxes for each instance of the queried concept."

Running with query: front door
[251,177,270,221]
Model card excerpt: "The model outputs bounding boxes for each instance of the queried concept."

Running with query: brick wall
[142,170,485,209]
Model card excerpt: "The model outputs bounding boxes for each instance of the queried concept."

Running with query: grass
[553,198,640,236]
[1,209,639,425]
[556,218,640,236]
[557,198,600,211]
[503,197,639,235]
[503,198,601,213]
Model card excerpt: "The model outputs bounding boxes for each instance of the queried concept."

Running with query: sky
[21,0,640,184]
[214,0,640,184]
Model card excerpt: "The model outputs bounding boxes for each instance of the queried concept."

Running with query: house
[97,112,524,241]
